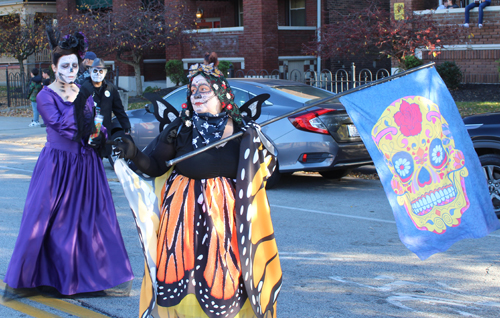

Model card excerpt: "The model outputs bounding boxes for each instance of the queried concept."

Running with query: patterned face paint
[90,67,107,83]
[55,54,79,84]
[190,75,220,115]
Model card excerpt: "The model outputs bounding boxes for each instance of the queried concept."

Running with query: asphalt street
[1,116,500,318]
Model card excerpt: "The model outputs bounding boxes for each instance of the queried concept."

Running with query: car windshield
[273,85,334,103]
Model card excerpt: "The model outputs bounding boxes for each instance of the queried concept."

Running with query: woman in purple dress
[4,31,134,295]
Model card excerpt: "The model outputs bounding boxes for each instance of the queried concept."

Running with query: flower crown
[59,32,88,59]
[188,63,222,78]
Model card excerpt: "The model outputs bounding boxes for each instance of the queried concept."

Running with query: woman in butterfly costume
[112,56,282,318]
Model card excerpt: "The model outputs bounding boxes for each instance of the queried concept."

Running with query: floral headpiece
[188,63,222,78]
[180,63,244,127]
[59,32,88,59]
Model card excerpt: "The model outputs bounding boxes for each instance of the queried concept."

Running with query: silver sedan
[111,78,372,187]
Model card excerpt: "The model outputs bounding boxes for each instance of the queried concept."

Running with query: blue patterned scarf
[192,112,229,149]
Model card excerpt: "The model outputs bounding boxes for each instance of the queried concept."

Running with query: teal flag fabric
[340,67,500,260]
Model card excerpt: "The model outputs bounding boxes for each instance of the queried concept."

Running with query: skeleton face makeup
[90,67,107,83]
[53,54,79,84]
[190,75,221,115]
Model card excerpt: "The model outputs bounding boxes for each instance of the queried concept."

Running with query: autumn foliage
[0,11,49,77]
[303,1,468,69]
[59,0,194,94]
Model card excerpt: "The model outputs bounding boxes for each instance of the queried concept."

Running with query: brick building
[53,0,394,95]
[55,0,326,94]
[393,0,500,83]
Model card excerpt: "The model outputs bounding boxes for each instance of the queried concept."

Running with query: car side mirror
[145,104,152,113]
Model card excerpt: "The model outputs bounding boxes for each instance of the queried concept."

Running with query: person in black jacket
[41,69,52,86]
[86,58,131,158]
[27,68,43,127]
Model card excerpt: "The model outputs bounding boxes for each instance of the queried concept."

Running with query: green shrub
[143,86,161,93]
[436,61,462,90]
[218,60,232,77]
[165,60,187,86]
[402,55,423,70]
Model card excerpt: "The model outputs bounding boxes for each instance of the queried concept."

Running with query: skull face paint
[189,75,221,115]
[90,67,107,83]
[54,54,79,84]
[372,96,470,234]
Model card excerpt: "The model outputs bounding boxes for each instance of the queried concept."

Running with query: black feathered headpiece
[60,32,88,59]
[46,25,88,59]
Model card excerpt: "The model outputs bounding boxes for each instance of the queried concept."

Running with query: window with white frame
[289,0,306,26]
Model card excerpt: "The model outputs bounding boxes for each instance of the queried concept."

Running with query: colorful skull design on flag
[372,96,470,234]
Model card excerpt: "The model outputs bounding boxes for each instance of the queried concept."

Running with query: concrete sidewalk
[0,116,36,131]
[0,116,47,147]
[0,115,118,178]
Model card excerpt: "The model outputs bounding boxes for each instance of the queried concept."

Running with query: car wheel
[266,161,281,189]
[320,169,350,180]
[479,154,500,218]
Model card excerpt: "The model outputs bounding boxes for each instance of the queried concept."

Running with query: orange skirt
[136,126,282,318]
[139,172,262,317]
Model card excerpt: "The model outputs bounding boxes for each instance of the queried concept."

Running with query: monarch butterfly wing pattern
[156,172,196,307]
[235,123,282,318]
[155,174,250,317]
[193,178,249,317]
[113,159,174,317]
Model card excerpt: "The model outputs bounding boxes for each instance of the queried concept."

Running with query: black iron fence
[1,66,28,109]
[1,63,51,109]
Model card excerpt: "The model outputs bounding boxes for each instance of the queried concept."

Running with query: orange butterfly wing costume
[115,123,282,318]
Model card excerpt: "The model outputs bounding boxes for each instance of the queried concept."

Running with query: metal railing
[232,63,391,93]
[0,66,29,109]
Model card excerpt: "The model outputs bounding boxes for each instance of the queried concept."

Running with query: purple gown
[4,86,134,295]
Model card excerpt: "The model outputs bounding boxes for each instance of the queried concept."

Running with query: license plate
[347,124,360,137]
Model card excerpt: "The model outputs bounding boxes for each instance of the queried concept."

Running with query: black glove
[72,80,95,142]
[74,80,94,114]
[89,132,106,149]
[107,137,137,159]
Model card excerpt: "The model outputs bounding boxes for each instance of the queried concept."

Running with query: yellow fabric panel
[137,191,159,263]
[249,157,272,197]
[258,255,282,313]
[154,295,256,318]
[252,240,279,288]
[250,188,274,244]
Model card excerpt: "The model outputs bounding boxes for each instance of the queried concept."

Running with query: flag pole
[166,62,436,167]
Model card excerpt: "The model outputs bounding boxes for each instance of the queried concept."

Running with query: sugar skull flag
[339,66,500,260]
